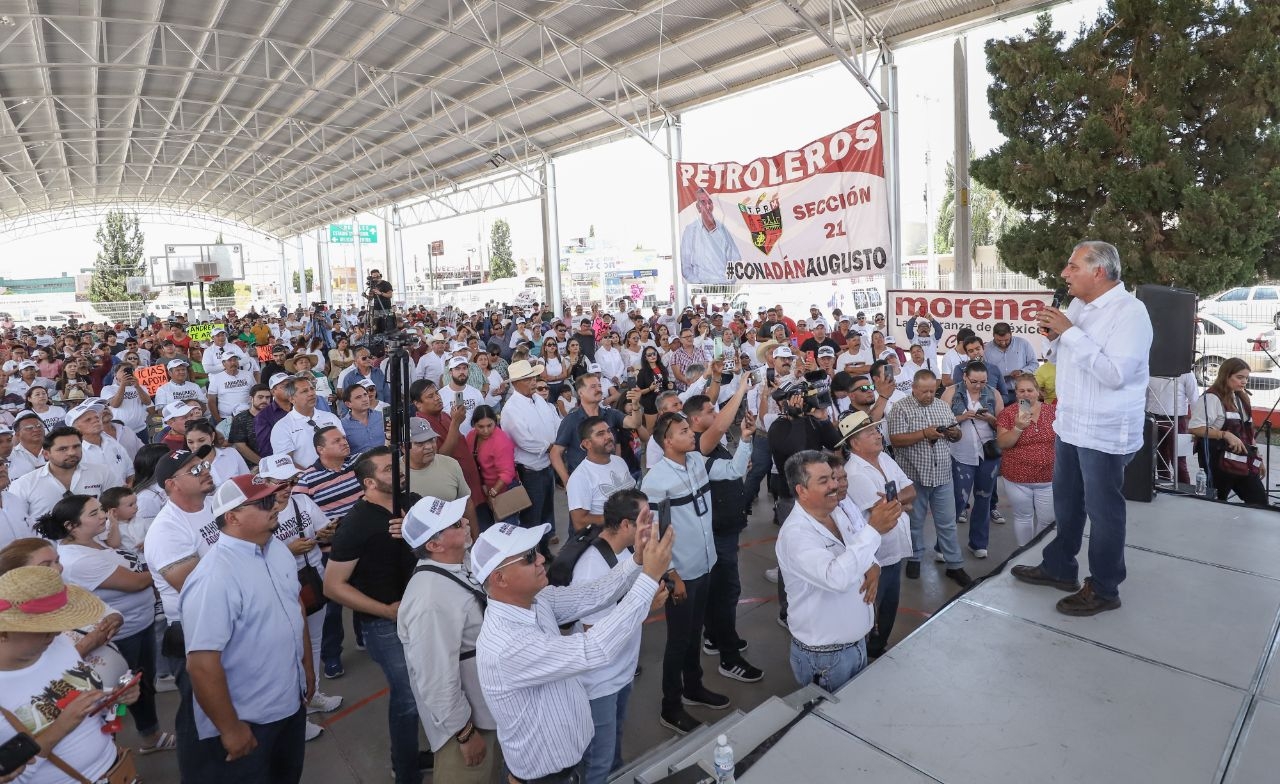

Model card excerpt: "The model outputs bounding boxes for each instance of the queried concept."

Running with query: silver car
[1195,312,1279,386]
[1199,284,1280,329]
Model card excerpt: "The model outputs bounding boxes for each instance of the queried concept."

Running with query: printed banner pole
[666,116,686,309]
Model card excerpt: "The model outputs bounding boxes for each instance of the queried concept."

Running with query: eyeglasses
[854,384,875,392]
[494,547,538,573]
[187,461,211,477]
[241,495,279,512]
[535,385,549,392]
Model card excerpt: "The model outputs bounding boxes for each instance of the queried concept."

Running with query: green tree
[971,1,1280,292]
[88,211,146,302]
[490,219,515,279]
[933,160,1023,255]
[207,232,236,298]
[291,269,315,293]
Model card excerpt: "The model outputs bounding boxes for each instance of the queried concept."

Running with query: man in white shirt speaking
[474,513,673,784]
[775,450,901,692]
[1014,240,1152,616]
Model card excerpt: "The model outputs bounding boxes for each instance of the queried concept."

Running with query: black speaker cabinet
[1136,285,1197,377]
[1123,416,1157,503]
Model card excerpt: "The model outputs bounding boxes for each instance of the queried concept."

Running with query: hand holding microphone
[1038,286,1071,338]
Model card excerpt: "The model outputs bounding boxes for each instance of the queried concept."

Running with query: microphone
[1050,286,1068,310]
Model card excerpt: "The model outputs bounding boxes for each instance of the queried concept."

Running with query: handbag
[1214,393,1263,478]
[1,707,138,784]
[291,499,327,615]
[490,483,533,520]
[968,419,1001,460]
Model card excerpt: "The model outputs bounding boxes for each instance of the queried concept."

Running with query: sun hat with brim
[506,360,543,382]
[471,522,551,584]
[835,410,879,447]
[283,355,313,373]
[0,566,107,633]
[755,339,780,365]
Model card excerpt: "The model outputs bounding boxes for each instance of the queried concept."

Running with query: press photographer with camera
[363,270,396,335]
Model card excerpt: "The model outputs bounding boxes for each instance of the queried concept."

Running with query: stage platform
[628,494,1280,784]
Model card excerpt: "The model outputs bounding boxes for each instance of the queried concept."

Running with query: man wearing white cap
[270,375,344,469]
[100,362,154,441]
[158,400,199,452]
[4,360,44,398]
[8,426,111,528]
[398,495,502,783]
[180,472,312,782]
[206,353,253,424]
[442,356,484,437]
[475,512,673,783]
[200,328,249,378]
[68,399,132,489]
[154,359,207,409]
[414,333,450,385]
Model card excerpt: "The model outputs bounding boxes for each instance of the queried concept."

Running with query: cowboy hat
[0,566,106,633]
[835,409,879,447]
[506,359,543,382]
[755,339,780,365]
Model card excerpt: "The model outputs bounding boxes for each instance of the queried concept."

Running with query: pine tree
[89,211,146,302]
[490,219,515,279]
[207,233,236,299]
[972,1,1280,292]
[291,270,315,292]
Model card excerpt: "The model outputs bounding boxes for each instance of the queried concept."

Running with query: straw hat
[835,410,878,447]
[507,359,544,382]
[755,339,780,365]
[0,566,106,633]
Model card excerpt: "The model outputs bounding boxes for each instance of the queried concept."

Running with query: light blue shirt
[984,335,1040,381]
[182,533,306,739]
[341,409,386,455]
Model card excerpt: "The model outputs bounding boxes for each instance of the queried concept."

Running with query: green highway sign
[329,224,378,244]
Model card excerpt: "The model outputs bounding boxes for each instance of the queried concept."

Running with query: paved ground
[125,481,1022,782]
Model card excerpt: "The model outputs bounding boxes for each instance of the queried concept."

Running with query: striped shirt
[477,558,658,779]
[296,455,363,523]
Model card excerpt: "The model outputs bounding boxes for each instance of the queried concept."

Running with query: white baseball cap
[471,522,550,584]
[161,400,194,421]
[402,496,470,549]
[772,345,795,359]
[268,372,291,389]
[64,399,106,426]
[449,341,467,353]
[211,327,227,337]
[258,453,302,481]
[17,361,36,371]
[585,362,603,375]
[165,359,189,370]
[0,425,12,436]
[446,355,469,370]
[817,346,836,358]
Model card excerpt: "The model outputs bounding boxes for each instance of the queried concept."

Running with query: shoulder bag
[292,499,327,615]
[1,707,138,784]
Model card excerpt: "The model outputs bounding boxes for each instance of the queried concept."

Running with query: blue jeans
[361,617,423,784]
[952,457,1001,550]
[743,433,773,507]
[908,482,963,566]
[584,682,633,784]
[867,561,902,657]
[789,639,867,693]
[1039,438,1136,600]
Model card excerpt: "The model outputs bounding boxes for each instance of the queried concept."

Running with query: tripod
[385,334,413,516]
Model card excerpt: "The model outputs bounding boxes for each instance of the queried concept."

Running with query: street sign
[329,224,379,244]
[429,240,444,256]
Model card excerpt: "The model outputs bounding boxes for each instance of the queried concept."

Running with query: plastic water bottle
[1195,468,1207,497]
[713,734,735,783]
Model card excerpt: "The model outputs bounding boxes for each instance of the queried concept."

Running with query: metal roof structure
[0,0,1053,239]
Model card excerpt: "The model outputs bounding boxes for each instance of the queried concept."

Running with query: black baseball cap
[153,444,213,486]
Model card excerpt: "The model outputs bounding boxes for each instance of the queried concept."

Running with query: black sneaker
[905,560,921,579]
[945,567,974,588]
[660,709,703,735]
[682,686,731,710]
[718,658,764,683]
[702,638,749,656]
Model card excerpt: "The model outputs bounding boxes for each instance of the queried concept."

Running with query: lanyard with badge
[681,460,709,516]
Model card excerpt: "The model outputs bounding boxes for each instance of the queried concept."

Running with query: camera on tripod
[312,301,328,316]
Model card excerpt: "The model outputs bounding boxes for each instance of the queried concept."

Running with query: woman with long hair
[622,330,644,373]
[636,345,671,431]
[466,405,519,531]
[127,444,173,551]
[540,337,569,400]
[31,496,171,754]
[33,346,62,381]
[995,375,1058,545]
[306,337,328,374]
[24,385,66,432]
[56,358,89,404]
[564,338,589,384]
[328,333,355,383]
[183,419,250,486]
[476,351,506,408]
[1189,357,1269,505]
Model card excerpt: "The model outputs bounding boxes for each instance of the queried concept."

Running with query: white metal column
[542,160,563,313]
[666,116,685,309]
[278,238,291,310]
[880,50,902,290]
[392,206,408,306]
[352,214,364,294]
[953,37,973,290]
[317,230,332,304]
[295,235,309,309]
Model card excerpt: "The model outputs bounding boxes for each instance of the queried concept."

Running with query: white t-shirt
[143,497,219,622]
[844,452,914,566]
[273,493,327,572]
[0,636,117,784]
[566,456,636,516]
[836,347,872,374]
[442,385,485,436]
[100,383,150,433]
[483,369,505,407]
[571,546,641,698]
[208,369,254,418]
[36,407,67,432]
[270,408,344,468]
[154,380,207,407]
[57,543,155,638]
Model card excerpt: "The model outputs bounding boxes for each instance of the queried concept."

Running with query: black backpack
[546,524,618,587]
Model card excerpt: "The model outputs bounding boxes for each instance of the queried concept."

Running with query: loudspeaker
[1123,416,1157,502]
[1136,285,1197,377]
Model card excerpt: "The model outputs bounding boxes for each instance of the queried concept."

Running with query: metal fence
[902,266,1046,291]
[78,298,239,323]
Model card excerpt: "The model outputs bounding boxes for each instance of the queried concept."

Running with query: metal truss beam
[395,170,545,229]
[779,0,887,110]
[0,203,284,246]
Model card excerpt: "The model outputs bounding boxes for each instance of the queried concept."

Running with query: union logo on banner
[739,193,783,255]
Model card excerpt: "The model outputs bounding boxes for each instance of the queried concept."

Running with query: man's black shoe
[418,751,434,772]
[945,568,973,588]
[682,686,731,710]
[1056,580,1122,617]
[660,709,703,735]
[718,657,764,683]
[905,560,920,579]
[1011,564,1081,593]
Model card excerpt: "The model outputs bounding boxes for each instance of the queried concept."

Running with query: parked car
[1199,284,1280,329]
[1195,312,1278,385]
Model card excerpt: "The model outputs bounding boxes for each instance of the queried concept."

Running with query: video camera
[770,374,834,411]
[312,301,328,316]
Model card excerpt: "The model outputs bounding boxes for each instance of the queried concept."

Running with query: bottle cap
[718,734,728,745]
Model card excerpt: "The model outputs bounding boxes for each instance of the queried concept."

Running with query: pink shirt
[466,426,518,493]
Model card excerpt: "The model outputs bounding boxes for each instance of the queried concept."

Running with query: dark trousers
[1040,438,1136,600]
[867,560,903,658]
[661,574,710,713]
[319,551,362,665]
[112,626,159,738]
[1209,464,1270,505]
[703,531,744,661]
[179,704,306,784]
[517,464,556,555]
[743,434,772,507]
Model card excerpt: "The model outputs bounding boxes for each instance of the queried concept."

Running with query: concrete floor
[126,480,1015,782]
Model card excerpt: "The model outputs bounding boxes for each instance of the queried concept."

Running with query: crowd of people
[0,241,1231,784]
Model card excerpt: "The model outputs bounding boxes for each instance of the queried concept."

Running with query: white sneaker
[154,674,177,693]
[763,568,779,584]
[968,546,989,559]
[933,550,946,563]
[305,720,325,742]
[990,509,1005,524]
[307,692,343,714]
[958,511,970,525]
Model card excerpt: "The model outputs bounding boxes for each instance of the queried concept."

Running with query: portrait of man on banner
[679,187,742,284]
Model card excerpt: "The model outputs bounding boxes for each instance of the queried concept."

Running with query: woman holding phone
[996,375,1057,545]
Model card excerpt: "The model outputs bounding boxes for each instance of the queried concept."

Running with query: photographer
[364,269,396,334]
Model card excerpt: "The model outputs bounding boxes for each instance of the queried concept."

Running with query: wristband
[455,720,475,744]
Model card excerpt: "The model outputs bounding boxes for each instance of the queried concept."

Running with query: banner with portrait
[675,114,892,285]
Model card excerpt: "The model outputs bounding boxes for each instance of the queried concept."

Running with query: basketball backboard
[161,244,245,285]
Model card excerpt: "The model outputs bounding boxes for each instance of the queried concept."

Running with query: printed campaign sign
[887,289,1056,354]
[256,345,274,362]
[675,113,892,285]
[186,323,224,343]
[133,365,169,395]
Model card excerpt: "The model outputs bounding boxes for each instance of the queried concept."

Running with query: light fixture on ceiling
[0,16,14,27]
[488,152,507,169]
